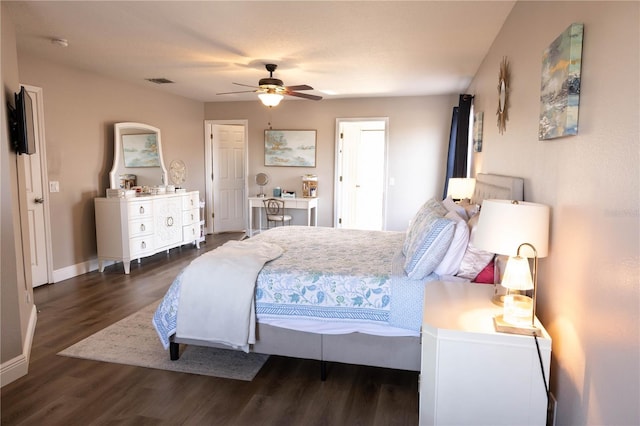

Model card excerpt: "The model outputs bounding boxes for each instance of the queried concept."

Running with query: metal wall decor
[497,57,510,135]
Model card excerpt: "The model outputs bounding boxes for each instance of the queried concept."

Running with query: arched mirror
[109,122,168,189]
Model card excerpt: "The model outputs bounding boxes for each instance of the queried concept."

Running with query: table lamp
[446,178,476,201]
[472,199,550,336]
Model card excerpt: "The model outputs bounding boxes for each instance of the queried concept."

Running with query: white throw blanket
[176,240,283,352]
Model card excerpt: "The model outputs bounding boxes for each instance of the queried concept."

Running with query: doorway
[17,85,53,287]
[204,120,248,234]
[334,118,388,230]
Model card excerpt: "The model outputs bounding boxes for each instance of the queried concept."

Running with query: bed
[153,173,524,376]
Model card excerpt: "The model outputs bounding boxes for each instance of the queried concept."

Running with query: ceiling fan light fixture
[258,92,284,107]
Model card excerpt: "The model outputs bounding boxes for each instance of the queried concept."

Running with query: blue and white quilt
[153,226,435,349]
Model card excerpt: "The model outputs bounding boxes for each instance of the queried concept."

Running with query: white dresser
[95,191,200,274]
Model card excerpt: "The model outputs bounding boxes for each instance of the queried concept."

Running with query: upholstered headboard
[471,173,524,205]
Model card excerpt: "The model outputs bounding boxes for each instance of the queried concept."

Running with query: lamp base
[493,315,542,337]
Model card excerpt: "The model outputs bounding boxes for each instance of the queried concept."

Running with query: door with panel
[17,85,53,287]
[210,123,246,233]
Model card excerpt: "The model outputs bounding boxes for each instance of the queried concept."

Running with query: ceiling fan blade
[216,90,257,95]
[285,84,314,91]
[232,82,260,89]
[286,91,323,101]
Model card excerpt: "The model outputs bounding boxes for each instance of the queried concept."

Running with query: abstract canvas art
[539,23,584,140]
[473,111,484,152]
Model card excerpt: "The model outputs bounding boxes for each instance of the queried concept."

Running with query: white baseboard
[1,304,37,387]
[52,258,104,283]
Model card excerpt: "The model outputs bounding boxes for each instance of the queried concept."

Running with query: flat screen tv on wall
[7,86,36,155]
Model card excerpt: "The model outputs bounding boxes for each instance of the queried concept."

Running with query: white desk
[248,196,318,237]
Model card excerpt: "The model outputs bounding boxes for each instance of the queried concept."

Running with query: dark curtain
[442,94,473,199]
[442,107,459,199]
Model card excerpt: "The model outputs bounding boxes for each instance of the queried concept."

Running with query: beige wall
[17,53,205,271]
[467,2,639,424]
[206,94,457,230]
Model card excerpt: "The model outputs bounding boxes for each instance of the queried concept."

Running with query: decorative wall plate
[169,159,186,186]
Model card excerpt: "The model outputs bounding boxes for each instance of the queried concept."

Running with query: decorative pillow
[457,214,495,280]
[434,211,470,276]
[442,195,469,221]
[403,198,448,255]
[403,214,455,280]
[473,259,495,284]
[458,198,480,219]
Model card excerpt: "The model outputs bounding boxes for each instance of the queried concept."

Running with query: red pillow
[473,259,495,284]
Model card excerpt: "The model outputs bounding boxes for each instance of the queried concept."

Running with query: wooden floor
[1,233,419,425]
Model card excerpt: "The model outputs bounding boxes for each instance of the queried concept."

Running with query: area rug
[58,302,269,381]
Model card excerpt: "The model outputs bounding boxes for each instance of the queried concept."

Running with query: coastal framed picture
[264,129,317,167]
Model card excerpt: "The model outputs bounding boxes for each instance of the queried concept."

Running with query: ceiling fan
[217,64,322,106]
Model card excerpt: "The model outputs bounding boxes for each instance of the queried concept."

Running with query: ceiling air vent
[146,78,174,84]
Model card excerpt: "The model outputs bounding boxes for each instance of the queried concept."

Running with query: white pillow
[434,211,470,276]
[457,214,495,280]
[442,196,469,221]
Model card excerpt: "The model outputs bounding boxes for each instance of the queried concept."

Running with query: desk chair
[263,198,292,228]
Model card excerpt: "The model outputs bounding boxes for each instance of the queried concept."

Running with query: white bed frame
[170,173,524,376]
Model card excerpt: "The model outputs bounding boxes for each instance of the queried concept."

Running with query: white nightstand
[419,281,551,426]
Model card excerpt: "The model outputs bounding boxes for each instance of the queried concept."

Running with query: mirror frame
[109,122,168,189]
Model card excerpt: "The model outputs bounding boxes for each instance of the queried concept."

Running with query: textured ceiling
[5,1,515,102]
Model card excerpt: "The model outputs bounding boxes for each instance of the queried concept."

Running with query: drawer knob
[140,223,145,232]
[141,241,146,249]
[166,216,174,227]
[139,206,145,214]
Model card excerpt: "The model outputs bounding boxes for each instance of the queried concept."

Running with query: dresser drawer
[182,192,199,210]
[182,223,199,242]
[182,208,199,226]
[128,218,154,238]
[129,235,154,257]
[128,200,153,219]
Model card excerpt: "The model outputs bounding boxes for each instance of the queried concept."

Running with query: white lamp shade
[258,92,283,107]
[447,178,476,200]
[472,199,550,257]
[501,256,534,290]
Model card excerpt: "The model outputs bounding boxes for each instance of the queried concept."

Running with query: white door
[205,122,247,233]
[335,119,388,230]
[17,85,53,287]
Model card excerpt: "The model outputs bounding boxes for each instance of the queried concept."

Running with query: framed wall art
[473,111,484,152]
[122,133,161,167]
[264,129,317,167]
[539,23,584,140]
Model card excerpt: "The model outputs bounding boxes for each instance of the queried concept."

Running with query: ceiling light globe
[258,93,283,107]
